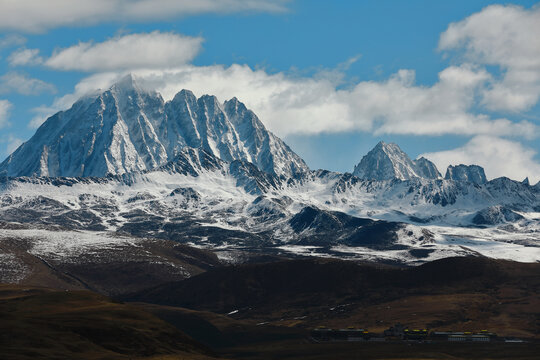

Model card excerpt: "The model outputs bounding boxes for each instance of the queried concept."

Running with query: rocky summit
[352,141,441,180]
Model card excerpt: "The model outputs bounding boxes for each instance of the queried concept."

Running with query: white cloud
[0,72,56,95]
[0,34,26,51]
[0,100,12,128]
[0,0,289,33]
[121,0,289,19]
[421,136,540,184]
[8,48,43,66]
[440,4,540,112]
[345,65,535,138]
[45,31,203,71]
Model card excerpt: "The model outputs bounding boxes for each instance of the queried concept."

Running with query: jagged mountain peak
[414,157,442,179]
[226,96,241,104]
[198,93,220,105]
[173,88,196,100]
[0,84,309,178]
[375,140,393,149]
[371,141,406,157]
[353,141,427,180]
[353,141,495,185]
[224,96,247,113]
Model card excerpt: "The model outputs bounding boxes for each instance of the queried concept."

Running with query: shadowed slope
[0,284,218,360]
[126,257,540,338]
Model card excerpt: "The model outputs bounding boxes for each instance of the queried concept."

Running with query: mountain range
[0,75,539,280]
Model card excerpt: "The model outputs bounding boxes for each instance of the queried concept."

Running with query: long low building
[429,330,496,342]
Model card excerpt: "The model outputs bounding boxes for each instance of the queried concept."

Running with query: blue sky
[0,0,539,182]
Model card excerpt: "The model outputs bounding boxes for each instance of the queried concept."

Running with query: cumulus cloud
[345,65,536,138]
[0,72,56,96]
[0,100,12,128]
[45,31,203,71]
[440,4,540,112]
[0,0,289,33]
[421,136,540,184]
[8,48,43,66]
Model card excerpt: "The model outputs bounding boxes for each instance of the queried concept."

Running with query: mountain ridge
[0,76,533,184]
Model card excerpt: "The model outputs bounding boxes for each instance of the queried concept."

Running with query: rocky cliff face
[445,164,487,184]
[414,157,442,179]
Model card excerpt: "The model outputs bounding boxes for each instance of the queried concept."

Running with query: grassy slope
[127,257,540,338]
[0,284,219,360]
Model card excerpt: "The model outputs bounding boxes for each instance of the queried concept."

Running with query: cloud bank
[42,63,536,139]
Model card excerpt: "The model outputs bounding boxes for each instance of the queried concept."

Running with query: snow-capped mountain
[0,75,308,178]
[0,80,539,277]
[352,141,441,180]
